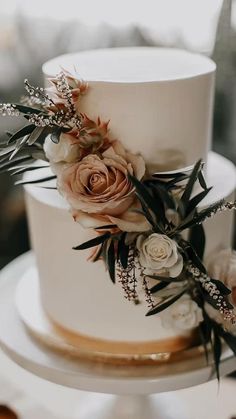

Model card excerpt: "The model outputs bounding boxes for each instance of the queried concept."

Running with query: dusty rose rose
[207,248,236,306]
[56,140,146,222]
[72,197,150,232]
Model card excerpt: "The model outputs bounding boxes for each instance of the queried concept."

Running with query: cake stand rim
[0,251,235,395]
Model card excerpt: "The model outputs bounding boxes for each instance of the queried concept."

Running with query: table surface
[0,346,236,419]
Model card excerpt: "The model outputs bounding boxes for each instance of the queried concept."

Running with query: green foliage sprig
[74,160,236,378]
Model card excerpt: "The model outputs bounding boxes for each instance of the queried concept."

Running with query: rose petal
[168,254,183,278]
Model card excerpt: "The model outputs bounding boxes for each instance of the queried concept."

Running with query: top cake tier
[43,47,216,171]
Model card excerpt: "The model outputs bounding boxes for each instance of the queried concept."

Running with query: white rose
[136,233,183,278]
[44,133,81,163]
[160,295,203,331]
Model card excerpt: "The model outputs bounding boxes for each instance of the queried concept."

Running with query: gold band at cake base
[51,317,200,357]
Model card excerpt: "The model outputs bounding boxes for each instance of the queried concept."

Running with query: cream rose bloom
[160,295,203,331]
[137,233,183,278]
[56,140,148,231]
[207,248,236,306]
[44,133,81,163]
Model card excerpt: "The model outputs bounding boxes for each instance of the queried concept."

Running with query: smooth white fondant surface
[21,47,232,346]
[43,48,216,82]
[43,48,215,169]
[24,153,236,342]
[25,193,186,342]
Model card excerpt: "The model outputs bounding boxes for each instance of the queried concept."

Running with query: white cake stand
[0,252,235,419]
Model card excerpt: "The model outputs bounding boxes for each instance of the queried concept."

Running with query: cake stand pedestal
[0,252,235,419]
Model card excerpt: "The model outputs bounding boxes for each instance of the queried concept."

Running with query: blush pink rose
[72,197,150,232]
[56,140,146,222]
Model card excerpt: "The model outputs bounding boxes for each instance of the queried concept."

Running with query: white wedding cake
[20,48,235,358]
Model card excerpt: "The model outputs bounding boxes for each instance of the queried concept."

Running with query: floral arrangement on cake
[1,71,236,377]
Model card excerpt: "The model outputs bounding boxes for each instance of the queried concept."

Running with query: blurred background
[0,0,235,268]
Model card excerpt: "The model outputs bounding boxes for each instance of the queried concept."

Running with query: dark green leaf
[73,232,111,250]
[15,175,56,186]
[180,199,225,231]
[146,288,187,316]
[0,156,33,174]
[202,309,213,341]
[51,127,63,144]
[9,136,29,160]
[129,175,160,222]
[166,173,189,188]
[173,208,196,234]
[117,233,129,269]
[0,145,16,157]
[204,313,236,357]
[204,291,233,311]
[179,159,203,215]
[194,199,225,224]
[10,164,49,176]
[151,183,176,210]
[14,103,44,115]
[199,315,212,364]
[152,167,192,179]
[146,274,184,283]
[152,172,184,179]
[101,239,108,262]
[189,223,206,261]
[178,199,186,219]
[150,281,169,294]
[149,184,167,227]
[95,224,117,230]
[36,127,53,145]
[212,329,222,381]
[28,127,45,145]
[37,185,57,190]
[107,240,116,283]
[6,131,13,138]
[186,187,212,216]
[198,170,207,190]
[185,243,207,274]
[211,279,231,296]
[138,197,157,230]
[8,125,35,144]
[144,179,168,190]
[1,143,42,162]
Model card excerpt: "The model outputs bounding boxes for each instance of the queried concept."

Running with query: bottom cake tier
[24,152,236,355]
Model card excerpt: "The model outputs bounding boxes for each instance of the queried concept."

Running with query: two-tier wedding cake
[1,47,236,367]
